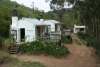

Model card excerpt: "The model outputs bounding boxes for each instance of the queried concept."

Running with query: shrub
[52,46,69,57]
[19,43,29,53]
[29,41,44,55]
[77,32,94,40]
[19,41,69,58]
[0,37,2,45]
[3,38,13,46]
[61,34,71,43]
[43,42,56,55]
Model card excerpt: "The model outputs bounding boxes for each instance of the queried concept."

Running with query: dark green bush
[77,32,94,40]
[19,41,69,58]
[19,43,29,53]
[43,42,56,55]
[61,34,71,43]
[29,41,44,55]
[0,36,3,45]
[52,46,69,57]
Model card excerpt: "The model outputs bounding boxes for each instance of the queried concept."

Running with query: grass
[0,50,46,67]
[0,50,10,58]
[74,39,82,45]
[1,59,46,67]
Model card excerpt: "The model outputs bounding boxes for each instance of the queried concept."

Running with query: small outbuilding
[73,25,86,33]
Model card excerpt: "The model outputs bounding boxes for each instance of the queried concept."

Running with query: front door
[20,28,25,42]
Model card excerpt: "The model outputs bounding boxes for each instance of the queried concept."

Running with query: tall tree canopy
[46,0,69,22]
[68,0,100,38]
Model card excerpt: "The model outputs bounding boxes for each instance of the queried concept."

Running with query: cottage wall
[18,20,36,42]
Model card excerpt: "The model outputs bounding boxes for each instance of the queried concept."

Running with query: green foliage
[29,41,44,55]
[0,0,45,38]
[74,39,82,45]
[0,50,10,64]
[77,32,94,40]
[53,46,69,57]
[43,42,69,57]
[77,32,100,58]
[19,43,29,54]
[19,41,69,58]
[2,38,13,46]
[61,34,71,43]
[0,36,3,45]
[0,51,10,58]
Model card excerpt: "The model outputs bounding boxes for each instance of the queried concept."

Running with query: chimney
[12,8,18,27]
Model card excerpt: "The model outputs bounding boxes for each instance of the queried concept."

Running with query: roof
[43,20,61,25]
[20,18,46,26]
[49,20,62,24]
[74,25,86,28]
[19,18,61,26]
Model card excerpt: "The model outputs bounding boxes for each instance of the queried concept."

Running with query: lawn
[1,59,46,67]
[0,50,46,67]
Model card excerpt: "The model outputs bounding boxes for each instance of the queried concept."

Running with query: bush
[52,46,69,57]
[43,42,56,55]
[0,37,2,44]
[19,41,69,58]
[77,32,94,40]
[44,42,69,57]
[61,34,71,43]
[3,38,13,46]
[19,43,29,53]
[29,41,44,55]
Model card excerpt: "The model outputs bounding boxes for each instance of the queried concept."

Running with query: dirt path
[11,34,98,67]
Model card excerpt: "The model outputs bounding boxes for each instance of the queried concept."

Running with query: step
[9,45,20,54]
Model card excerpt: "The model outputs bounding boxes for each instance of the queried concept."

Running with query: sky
[11,0,50,12]
[11,0,72,12]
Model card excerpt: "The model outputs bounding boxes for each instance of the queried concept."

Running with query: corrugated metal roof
[20,18,46,25]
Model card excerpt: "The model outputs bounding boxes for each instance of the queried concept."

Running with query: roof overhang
[75,26,86,28]
[36,25,49,27]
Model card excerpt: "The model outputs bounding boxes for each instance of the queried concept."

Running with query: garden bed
[19,41,69,58]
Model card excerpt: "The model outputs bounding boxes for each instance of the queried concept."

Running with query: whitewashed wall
[18,20,36,42]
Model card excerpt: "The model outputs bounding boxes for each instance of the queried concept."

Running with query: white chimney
[11,8,18,27]
[12,16,18,27]
[40,19,44,22]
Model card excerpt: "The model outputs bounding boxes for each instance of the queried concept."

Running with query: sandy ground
[11,34,99,67]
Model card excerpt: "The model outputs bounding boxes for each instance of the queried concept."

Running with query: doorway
[20,28,25,42]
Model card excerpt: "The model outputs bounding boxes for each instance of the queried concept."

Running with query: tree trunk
[92,18,95,36]
[96,17,100,39]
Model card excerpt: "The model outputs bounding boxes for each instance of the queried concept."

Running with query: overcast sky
[11,0,50,12]
[11,0,72,12]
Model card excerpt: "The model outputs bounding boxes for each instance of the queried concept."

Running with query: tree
[46,0,68,22]
[67,0,100,39]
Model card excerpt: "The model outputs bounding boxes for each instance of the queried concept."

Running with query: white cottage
[10,17,49,42]
[73,25,86,33]
[10,9,62,43]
